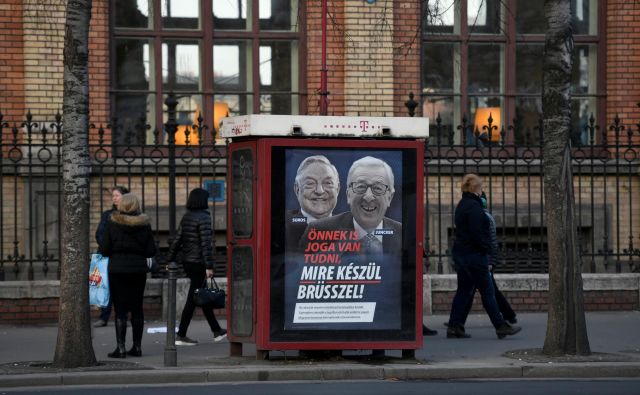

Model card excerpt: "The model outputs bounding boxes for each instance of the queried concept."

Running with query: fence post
[164,261,178,366]
[165,93,178,241]
[164,93,178,367]
[405,92,418,117]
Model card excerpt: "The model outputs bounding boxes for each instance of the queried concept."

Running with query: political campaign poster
[280,148,405,331]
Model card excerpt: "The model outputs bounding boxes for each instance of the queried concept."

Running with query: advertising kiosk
[221,115,428,359]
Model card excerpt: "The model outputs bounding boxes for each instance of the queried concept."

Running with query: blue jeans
[448,253,505,329]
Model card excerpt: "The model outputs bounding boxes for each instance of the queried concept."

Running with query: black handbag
[193,277,226,309]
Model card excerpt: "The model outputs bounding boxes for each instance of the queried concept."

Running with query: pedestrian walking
[99,193,156,358]
[446,174,521,339]
[168,188,226,345]
[93,185,129,328]
[445,191,517,329]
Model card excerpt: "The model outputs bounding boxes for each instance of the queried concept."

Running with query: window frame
[110,0,307,142]
[421,0,607,144]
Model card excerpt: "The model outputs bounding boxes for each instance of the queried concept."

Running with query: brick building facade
[0,0,639,323]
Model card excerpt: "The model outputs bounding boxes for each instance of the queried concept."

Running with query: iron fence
[0,102,639,281]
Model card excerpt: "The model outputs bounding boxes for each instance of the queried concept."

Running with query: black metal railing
[420,106,640,274]
[0,100,639,280]
[0,98,228,281]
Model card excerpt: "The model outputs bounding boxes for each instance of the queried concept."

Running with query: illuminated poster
[282,149,404,330]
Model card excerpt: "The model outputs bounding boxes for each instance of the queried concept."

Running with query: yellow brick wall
[343,0,395,116]
[23,1,65,118]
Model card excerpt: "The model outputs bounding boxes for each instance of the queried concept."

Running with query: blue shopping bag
[89,253,110,307]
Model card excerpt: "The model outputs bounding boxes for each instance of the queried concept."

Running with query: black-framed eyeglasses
[349,182,389,196]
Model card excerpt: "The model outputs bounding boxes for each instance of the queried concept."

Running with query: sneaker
[496,323,522,339]
[213,329,227,342]
[175,335,198,346]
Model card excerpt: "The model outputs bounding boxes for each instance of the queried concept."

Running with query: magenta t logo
[359,120,369,133]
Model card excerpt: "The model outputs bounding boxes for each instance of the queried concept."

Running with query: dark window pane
[260,0,298,31]
[115,38,153,90]
[514,97,542,146]
[422,96,455,144]
[468,0,502,35]
[162,0,200,29]
[572,45,596,94]
[571,97,596,146]
[213,0,250,31]
[572,0,596,35]
[214,41,251,90]
[516,0,544,34]
[115,0,151,29]
[259,93,299,114]
[468,44,502,94]
[423,0,457,34]
[422,43,458,94]
[114,94,156,145]
[516,44,543,93]
[260,41,297,90]
[162,40,201,91]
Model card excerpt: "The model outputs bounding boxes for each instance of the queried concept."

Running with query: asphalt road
[3,379,640,395]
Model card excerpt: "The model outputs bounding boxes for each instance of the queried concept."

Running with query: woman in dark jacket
[168,188,226,345]
[93,185,129,328]
[99,193,156,358]
[446,174,520,339]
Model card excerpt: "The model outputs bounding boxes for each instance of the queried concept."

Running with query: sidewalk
[1,312,639,388]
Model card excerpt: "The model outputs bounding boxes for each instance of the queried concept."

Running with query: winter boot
[108,318,127,358]
[127,317,144,357]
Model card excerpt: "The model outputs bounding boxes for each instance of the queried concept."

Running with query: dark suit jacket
[285,209,309,253]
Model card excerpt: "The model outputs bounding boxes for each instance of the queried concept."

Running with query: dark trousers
[177,263,222,337]
[109,272,147,322]
[460,272,516,324]
[448,253,505,329]
[99,301,112,322]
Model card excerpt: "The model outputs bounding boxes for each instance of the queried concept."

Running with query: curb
[2,363,640,388]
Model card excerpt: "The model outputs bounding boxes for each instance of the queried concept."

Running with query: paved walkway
[1,312,639,388]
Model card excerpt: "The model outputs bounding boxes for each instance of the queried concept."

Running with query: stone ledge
[427,273,640,292]
[0,277,228,300]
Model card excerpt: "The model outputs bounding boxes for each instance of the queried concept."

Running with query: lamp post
[164,93,178,367]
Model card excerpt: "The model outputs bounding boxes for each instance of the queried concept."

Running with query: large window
[421,0,603,145]
[112,0,302,144]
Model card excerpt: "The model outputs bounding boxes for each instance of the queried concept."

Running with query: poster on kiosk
[222,115,427,351]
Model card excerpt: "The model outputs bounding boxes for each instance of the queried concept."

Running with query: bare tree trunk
[541,0,590,356]
[53,0,96,368]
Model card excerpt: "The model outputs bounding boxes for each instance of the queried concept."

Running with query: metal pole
[319,0,329,115]
[166,93,178,240]
[164,93,178,367]
[164,261,178,366]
